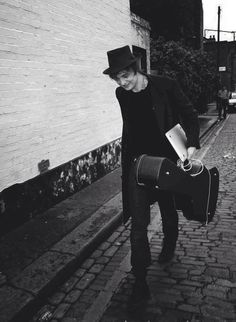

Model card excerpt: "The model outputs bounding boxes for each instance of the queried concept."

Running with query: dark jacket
[116,74,200,223]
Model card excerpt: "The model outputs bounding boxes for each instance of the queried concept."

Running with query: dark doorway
[132,45,147,72]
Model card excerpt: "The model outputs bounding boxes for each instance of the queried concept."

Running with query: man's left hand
[187,147,196,160]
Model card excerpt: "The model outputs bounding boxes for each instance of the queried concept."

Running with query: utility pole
[216,6,221,110]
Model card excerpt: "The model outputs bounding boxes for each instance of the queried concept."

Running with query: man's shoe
[158,244,175,264]
[127,279,150,313]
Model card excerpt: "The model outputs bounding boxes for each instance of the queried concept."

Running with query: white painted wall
[0,0,133,190]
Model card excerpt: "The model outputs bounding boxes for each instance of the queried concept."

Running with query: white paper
[165,124,188,162]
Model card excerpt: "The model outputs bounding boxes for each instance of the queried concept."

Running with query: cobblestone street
[31,114,236,322]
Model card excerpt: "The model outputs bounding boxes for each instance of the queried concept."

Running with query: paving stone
[150,277,177,285]
[153,294,179,308]
[53,303,71,320]
[64,289,82,303]
[80,288,98,300]
[98,242,111,251]
[107,231,120,243]
[169,271,188,279]
[121,229,130,237]
[187,296,204,306]
[148,267,169,277]
[201,303,236,320]
[204,295,236,310]
[89,263,105,274]
[178,303,200,313]
[155,309,192,322]
[95,256,110,264]
[188,268,206,276]
[190,275,214,283]
[98,270,114,279]
[75,273,95,290]
[174,284,197,293]
[115,236,128,244]
[90,249,103,258]
[167,267,188,275]
[60,276,79,293]
[102,263,119,272]
[115,246,130,257]
[48,291,66,306]
[116,226,125,233]
[179,258,206,266]
[103,246,118,257]
[66,301,90,320]
[202,287,227,299]
[205,267,230,279]
[89,280,106,291]
[74,268,86,278]
[81,258,95,269]
[179,279,202,287]
[78,289,98,304]
[153,287,182,298]
[207,283,229,293]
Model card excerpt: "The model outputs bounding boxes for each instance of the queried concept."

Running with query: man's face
[113,69,138,91]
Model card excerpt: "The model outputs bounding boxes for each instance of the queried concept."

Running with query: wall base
[0,139,121,236]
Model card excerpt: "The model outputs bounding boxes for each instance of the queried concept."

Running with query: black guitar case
[135,155,219,225]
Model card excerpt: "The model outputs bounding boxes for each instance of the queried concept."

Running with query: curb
[199,117,218,140]
[8,199,123,322]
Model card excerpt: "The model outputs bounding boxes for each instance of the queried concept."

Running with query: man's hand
[187,147,196,160]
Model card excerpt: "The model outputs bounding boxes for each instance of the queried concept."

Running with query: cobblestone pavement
[32,114,236,322]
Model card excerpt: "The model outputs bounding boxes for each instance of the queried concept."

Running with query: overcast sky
[202,0,236,41]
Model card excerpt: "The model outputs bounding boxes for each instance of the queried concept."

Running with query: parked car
[228,92,236,113]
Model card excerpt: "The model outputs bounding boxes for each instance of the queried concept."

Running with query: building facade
[130,0,203,50]
[0,0,150,233]
[204,39,236,91]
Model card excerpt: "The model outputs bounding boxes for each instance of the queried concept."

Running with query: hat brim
[102,57,138,75]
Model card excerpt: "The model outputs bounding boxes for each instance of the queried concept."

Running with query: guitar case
[135,155,219,225]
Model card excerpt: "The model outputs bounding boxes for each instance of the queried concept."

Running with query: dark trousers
[128,161,178,277]
[218,99,227,119]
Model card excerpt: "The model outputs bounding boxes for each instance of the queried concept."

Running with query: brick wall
[0,0,132,191]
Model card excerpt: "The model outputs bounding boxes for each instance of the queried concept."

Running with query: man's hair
[109,61,139,80]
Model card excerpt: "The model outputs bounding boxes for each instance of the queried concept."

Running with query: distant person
[218,86,229,120]
[103,45,200,311]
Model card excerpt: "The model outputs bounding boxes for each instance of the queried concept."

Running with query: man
[103,45,200,308]
[217,86,229,120]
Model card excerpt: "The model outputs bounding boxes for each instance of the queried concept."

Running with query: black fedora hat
[103,45,137,75]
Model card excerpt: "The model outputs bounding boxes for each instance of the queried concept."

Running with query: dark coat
[115,74,200,223]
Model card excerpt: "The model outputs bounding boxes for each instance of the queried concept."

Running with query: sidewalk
[0,104,219,321]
